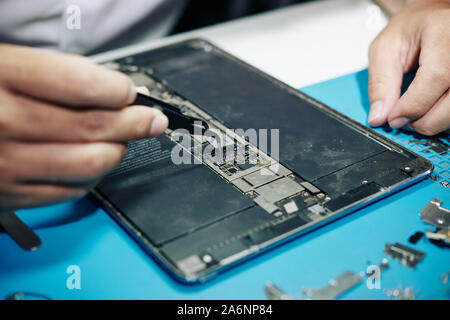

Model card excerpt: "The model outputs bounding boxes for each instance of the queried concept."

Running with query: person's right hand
[368,0,450,135]
[0,44,168,213]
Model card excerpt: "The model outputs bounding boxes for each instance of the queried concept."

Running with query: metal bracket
[264,282,293,300]
[419,198,449,229]
[306,271,363,300]
[384,243,425,269]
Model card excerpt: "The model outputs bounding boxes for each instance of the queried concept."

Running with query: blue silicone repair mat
[0,69,448,300]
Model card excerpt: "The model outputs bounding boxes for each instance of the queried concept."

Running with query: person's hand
[0,44,168,213]
[368,0,450,135]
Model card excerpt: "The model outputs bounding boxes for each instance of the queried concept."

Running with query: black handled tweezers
[133,93,209,134]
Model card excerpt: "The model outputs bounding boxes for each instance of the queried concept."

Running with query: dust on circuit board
[103,61,332,222]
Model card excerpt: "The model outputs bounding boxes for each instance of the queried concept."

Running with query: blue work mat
[0,69,448,300]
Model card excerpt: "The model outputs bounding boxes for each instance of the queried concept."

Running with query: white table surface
[91,0,388,88]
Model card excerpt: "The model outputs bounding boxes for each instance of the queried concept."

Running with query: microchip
[228,168,237,174]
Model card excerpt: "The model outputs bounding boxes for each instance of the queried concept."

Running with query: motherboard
[103,61,331,223]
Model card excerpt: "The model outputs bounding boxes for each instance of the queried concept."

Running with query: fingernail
[389,117,409,129]
[150,112,168,136]
[368,101,386,126]
[126,83,137,105]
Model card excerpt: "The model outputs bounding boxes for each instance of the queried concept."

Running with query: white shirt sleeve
[0,0,188,54]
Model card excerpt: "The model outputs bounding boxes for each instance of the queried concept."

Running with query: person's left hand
[368,0,450,136]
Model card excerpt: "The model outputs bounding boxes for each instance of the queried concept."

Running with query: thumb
[367,33,405,127]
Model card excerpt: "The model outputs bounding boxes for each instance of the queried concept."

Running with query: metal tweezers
[133,93,209,134]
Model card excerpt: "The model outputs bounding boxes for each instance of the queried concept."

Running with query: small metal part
[366,258,389,276]
[308,204,327,216]
[402,166,414,174]
[307,212,322,221]
[306,271,363,300]
[384,243,425,268]
[283,201,299,214]
[176,255,206,276]
[245,190,258,199]
[440,272,449,285]
[418,199,450,245]
[384,285,417,300]
[0,212,41,251]
[399,287,416,300]
[202,254,213,264]
[441,181,449,188]
[430,175,440,181]
[264,282,294,300]
[425,228,450,245]
[273,211,283,217]
[419,198,449,229]
[380,258,389,271]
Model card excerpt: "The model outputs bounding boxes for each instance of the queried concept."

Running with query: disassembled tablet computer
[93,39,433,283]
